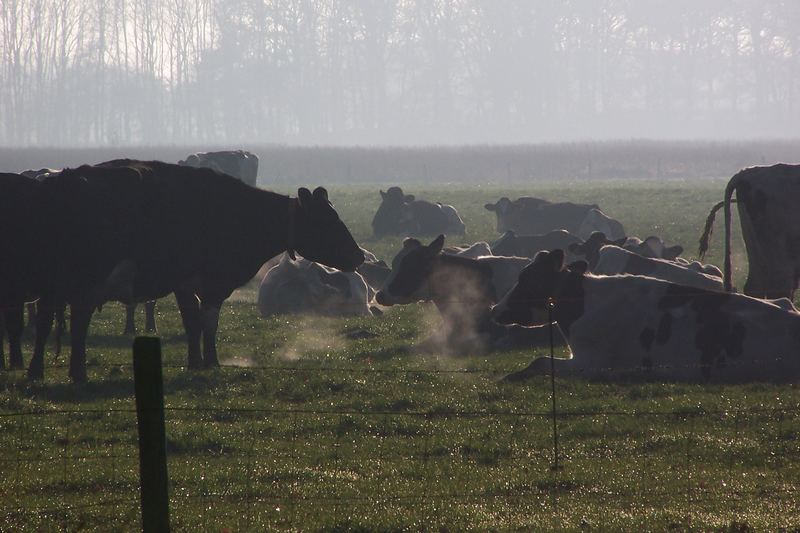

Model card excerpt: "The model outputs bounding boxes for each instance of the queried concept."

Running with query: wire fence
[0,371,798,530]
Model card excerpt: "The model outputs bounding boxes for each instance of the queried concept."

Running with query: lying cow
[178,150,259,187]
[258,255,371,317]
[484,196,625,240]
[358,241,493,294]
[591,245,724,292]
[492,249,800,382]
[571,232,709,271]
[375,235,553,353]
[372,187,465,237]
[491,230,582,259]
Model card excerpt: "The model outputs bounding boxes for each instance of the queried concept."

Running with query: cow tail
[697,200,725,261]
[723,174,741,293]
[698,200,730,260]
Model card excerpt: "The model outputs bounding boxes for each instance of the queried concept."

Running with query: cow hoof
[27,366,44,381]
[203,359,220,369]
[187,359,204,370]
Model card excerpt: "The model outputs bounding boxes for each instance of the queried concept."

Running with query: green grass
[1,180,798,531]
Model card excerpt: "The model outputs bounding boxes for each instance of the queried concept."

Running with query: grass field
[1,180,799,531]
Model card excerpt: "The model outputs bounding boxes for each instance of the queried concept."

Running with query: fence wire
[0,389,798,530]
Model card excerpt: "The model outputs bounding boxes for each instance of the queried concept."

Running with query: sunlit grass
[0,181,797,531]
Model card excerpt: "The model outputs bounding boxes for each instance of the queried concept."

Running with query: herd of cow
[2,153,800,383]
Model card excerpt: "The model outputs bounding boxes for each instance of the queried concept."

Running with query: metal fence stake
[548,298,560,471]
[133,336,170,533]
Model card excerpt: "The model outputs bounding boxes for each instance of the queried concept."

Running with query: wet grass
[0,181,798,531]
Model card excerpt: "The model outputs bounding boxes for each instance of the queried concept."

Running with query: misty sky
[1,0,799,146]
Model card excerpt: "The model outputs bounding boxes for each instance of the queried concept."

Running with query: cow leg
[68,304,93,383]
[25,302,36,329]
[28,298,55,381]
[0,311,5,369]
[123,303,137,335]
[175,290,203,370]
[200,302,221,368]
[144,300,157,333]
[54,303,66,358]
[5,304,25,369]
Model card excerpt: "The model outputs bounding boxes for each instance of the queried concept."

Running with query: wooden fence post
[134,336,170,533]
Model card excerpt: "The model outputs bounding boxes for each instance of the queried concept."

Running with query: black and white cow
[484,196,625,240]
[258,255,371,317]
[372,187,465,237]
[699,163,800,299]
[178,150,259,187]
[492,250,800,382]
[375,235,553,353]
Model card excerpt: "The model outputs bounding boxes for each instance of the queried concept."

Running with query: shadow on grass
[23,377,135,404]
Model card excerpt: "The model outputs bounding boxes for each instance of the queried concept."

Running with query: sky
[1,0,798,146]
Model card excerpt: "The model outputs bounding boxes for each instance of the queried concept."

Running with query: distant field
[1,181,798,531]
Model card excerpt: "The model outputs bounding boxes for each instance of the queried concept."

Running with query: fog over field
[2,0,800,146]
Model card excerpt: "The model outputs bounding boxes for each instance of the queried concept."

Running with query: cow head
[638,236,684,261]
[373,186,415,237]
[492,250,587,329]
[291,187,364,272]
[568,232,625,269]
[375,235,445,305]
[490,230,517,256]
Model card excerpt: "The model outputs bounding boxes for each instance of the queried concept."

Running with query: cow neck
[286,197,299,260]
[431,254,496,307]
[258,192,296,262]
[550,271,585,337]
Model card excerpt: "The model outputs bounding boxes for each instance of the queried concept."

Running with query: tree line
[1,0,798,146]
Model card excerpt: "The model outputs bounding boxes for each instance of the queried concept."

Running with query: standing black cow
[28,160,363,381]
[0,173,52,370]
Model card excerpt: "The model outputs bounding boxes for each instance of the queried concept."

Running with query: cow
[123,151,258,333]
[178,150,259,187]
[698,164,800,300]
[570,232,700,271]
[491,249,800,382]
[0,173,51,370]
[258,255,371,317]
[372,187,465,237]
[591,245,724,292]
[491,230,582,259]
[27,160,363,381]
[375,235,554,353]
[484,196,625,240]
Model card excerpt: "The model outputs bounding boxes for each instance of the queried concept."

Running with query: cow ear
[567,260,588,275]
[428,234,445,254]
[403,237,421,249]
[484,203,496,211]
[405,194,415,202]
[297,187,312,206]
[380,190,387,200]
[666,245,684,259]
[312,187,329,202]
